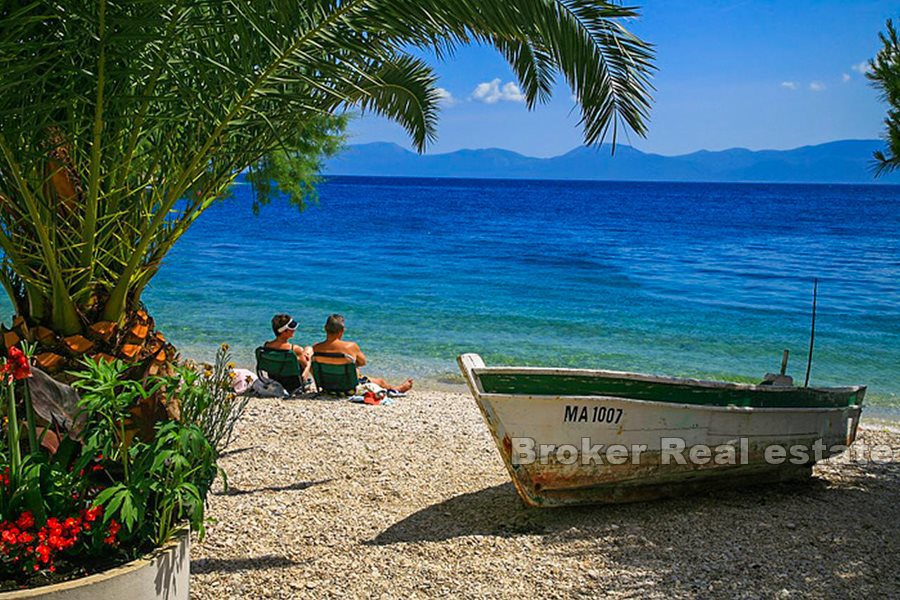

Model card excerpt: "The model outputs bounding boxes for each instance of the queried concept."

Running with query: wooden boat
[457,353,865,507]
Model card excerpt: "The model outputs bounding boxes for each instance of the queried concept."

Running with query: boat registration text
[563,405,623,424]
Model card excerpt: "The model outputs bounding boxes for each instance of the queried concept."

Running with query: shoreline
[219,354,900,422]
[191,389,900,598]
[233,370,900,423]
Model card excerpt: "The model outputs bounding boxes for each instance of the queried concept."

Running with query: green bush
[175,344,249,456]
[0,349,227,586]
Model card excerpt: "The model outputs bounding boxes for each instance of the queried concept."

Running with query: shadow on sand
[192,555,306,574]
[370,460,900,596]
[216,479,333,497]
[219,446,260,458]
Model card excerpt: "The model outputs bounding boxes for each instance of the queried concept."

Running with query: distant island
[325,139,900,184]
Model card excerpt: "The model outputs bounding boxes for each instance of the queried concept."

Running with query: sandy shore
[190,390,900,599]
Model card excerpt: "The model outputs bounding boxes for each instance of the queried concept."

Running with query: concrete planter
[0,529,189,600]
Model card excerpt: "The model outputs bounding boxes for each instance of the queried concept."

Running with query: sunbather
[312,314,413,393]
[264,314,314,389]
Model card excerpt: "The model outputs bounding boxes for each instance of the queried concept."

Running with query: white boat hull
[458,354,864,506]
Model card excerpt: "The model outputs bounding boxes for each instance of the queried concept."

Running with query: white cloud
[471,78,525,104]
[851,61,871,74]
[842,73,851,83]
[435,87,457,107]
[809,81,825,92]
[780,81,798,90]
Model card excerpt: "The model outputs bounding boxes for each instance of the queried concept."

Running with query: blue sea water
[9,177,899,407]
[139,177,900,409]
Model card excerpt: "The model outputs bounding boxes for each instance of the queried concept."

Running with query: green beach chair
[255,346,305,395]
[311,352,359,396]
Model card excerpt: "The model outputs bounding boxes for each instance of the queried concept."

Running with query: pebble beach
[190,390,900,599]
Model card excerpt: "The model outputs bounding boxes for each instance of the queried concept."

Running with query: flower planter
[0,529,189,600]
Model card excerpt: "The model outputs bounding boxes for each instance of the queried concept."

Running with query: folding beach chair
[255,346,306,396]
[311,352,359,396]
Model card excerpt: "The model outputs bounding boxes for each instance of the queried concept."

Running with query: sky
[349,0,897,157]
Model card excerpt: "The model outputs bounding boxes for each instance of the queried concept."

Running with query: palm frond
[869,19,900,176]
[0,0,655,332]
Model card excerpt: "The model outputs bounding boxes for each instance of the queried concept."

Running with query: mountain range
[324,139,900,184]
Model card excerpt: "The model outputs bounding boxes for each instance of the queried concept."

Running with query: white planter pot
[0,529,189,600]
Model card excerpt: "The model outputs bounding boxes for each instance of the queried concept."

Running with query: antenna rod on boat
[780,350,789,376]
[804,278,818,388]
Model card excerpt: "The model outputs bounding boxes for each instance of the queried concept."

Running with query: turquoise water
[4,177,899,407]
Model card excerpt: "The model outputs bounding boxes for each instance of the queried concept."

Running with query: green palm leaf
[0,0,654,337]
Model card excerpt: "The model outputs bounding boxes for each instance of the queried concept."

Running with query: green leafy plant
[71,358,166,484]
[0,352,222,585]
[71,358,218,546]
[0,348,125,583]
[175,344,249,455]
[91,420,217,546]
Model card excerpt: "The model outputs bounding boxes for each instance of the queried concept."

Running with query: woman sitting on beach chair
[256,314,314,394]
[312,314,413,394]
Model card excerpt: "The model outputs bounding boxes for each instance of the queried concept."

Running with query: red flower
[17,532,33,544]
[83,506,102,523]
[63,517,81,534]
[35,544,51,563]
[103,519,121,546]
[6,346,31,380]
[16,512,34,530]
[1,528,19,545]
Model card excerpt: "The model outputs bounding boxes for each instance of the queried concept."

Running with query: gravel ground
[190,391,900,599]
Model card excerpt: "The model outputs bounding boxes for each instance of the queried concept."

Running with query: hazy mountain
[324,140,900,184]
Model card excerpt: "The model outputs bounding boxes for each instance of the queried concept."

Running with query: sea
[9,177,900,413]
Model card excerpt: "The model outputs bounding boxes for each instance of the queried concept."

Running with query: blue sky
[350,0,897,157]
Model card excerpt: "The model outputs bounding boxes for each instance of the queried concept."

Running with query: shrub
[0,348,225,587]
[175,343,249,456]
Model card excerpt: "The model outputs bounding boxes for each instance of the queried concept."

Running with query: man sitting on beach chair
[312,314,413,395]
[255,314,314,395]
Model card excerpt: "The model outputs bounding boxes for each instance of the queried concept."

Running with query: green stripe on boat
[477,373,859,408]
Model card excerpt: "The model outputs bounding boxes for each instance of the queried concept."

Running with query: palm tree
[870,18,900,176]
[0,0,654,375]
